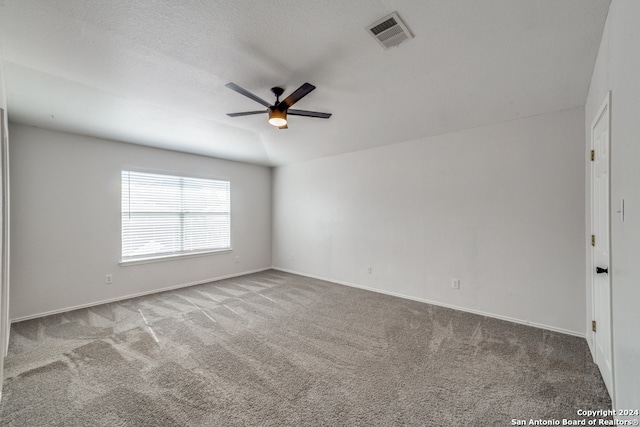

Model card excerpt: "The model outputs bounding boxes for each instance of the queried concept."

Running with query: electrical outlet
[235,256,240,263]
[452,279,460,290]
[105,274,113,284]
[368,266,372,274]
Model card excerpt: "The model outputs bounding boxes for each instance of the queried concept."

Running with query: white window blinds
[122,170,230,261]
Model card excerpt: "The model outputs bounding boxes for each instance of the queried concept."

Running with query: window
[121,170,230,262]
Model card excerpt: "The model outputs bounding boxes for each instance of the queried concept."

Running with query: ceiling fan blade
[287,109,332,119]
[226,110,267,117]
[225,83,272,108]
[279,83,316,109]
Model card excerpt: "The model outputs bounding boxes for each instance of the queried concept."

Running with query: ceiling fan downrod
[271,87,284,107]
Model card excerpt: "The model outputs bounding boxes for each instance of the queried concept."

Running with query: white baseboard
[11,268,271,323]
[273,267,585,339]
[12,266,586,339]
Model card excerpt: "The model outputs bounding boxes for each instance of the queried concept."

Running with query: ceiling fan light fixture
[268,107,287,127]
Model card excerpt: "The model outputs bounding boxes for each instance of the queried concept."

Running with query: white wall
[273,107,586,335]
[585,0,640,413]
[9,124,272,320]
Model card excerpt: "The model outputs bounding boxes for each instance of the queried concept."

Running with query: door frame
[0,107,8,402]
[589,91,614,402]
[1,107,8,355]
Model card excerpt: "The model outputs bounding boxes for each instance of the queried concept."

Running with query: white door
[591,92,613,396]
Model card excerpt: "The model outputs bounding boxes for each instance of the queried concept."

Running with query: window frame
[120,169,232,265]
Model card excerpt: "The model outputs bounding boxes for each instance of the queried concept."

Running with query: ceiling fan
[225,82,331,129]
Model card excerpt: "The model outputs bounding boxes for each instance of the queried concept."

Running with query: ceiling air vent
[367,12,413,50]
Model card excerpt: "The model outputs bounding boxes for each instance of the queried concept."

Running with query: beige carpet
[0,270,611,426]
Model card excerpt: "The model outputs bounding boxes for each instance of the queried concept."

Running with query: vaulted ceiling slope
[0,0,610,166]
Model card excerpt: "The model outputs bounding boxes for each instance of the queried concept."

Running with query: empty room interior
[0,0,639,425]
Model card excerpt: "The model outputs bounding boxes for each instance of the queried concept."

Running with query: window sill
[120,248,232,266]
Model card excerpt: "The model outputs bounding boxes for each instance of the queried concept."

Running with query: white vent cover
[367,12,413,50]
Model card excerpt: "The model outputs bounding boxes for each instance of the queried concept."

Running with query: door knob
[596,267,608,274]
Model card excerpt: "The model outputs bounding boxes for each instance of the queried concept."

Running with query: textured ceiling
[0,0,610,166]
